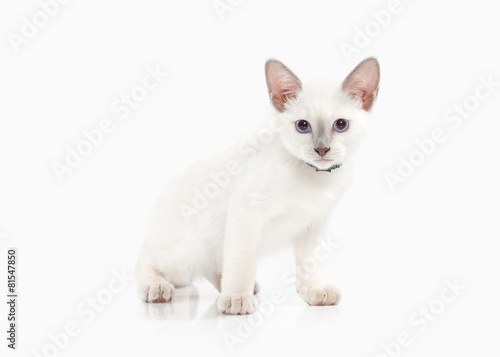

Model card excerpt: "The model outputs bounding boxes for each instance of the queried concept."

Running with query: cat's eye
[333,119,349,132]
[295,120,311,133]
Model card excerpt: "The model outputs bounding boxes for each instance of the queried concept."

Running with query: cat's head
[265,58,380,171]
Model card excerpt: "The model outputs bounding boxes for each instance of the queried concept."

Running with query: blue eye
[295,120,311,133]
[333,119,349,132]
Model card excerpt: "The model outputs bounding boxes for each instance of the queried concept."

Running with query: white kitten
[135,57,380,314]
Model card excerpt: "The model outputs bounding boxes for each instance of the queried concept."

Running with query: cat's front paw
[140,282,175,303]
[298,284,341,306]
[217,293,257,315]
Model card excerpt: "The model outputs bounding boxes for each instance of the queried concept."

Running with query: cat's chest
[257,187,338,252]
[268,174,342,217]
[258,206,321,254]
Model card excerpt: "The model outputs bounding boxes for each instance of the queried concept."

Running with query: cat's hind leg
[136,247,175,303]
[204,269,222,293]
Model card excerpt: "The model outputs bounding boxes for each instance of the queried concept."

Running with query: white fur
[135,58,380,314]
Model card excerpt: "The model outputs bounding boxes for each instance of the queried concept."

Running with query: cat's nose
[314,147,330,157]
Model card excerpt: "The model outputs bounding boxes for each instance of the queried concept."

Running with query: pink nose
[314,147,330,157]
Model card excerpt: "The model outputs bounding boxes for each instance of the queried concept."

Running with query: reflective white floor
[53,253,491,357]
[13,238,499,357]
[132,281,351,356]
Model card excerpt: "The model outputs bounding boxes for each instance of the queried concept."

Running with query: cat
[135,57,380,314]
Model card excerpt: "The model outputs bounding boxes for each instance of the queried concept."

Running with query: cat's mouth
[305,160,342,172]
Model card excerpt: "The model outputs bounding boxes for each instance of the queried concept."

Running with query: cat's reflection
[142,286,200,321]
[297,305,340,327]
[141,287,340,325]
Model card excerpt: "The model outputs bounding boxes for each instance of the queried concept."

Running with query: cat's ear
[265,59,302,112]
[342,57,380,111]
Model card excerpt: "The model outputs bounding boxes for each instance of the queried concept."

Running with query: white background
[1,0,499,356]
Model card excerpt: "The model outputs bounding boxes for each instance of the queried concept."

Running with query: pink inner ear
[342,58,380,111]
[266,60,302,112]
